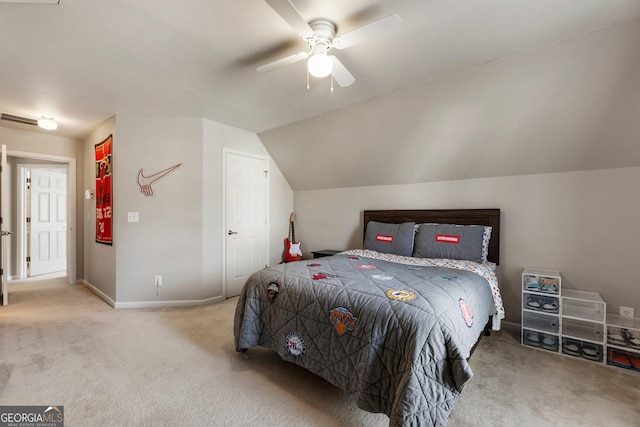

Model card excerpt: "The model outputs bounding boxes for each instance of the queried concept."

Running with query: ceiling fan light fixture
[37,117,58,130]
[308,52,333,78]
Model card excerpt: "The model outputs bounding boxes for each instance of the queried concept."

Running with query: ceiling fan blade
[330,56,355,87]
[257,51,309,73]
[266,0,314,39]
[333,14,402,50]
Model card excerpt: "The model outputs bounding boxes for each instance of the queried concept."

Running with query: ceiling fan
[258,0,401,88]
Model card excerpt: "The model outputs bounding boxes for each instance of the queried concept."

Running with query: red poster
[95,135,113,245]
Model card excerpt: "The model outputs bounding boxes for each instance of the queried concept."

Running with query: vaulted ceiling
[1,1,639,190]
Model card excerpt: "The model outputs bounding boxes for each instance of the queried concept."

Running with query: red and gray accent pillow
[364,221,416,257]
[413,223,486,262]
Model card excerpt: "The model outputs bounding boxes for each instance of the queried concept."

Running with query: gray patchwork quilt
[234,250,497,426]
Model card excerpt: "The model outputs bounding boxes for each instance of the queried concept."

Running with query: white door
[29,168,67,276]
[1,145,9,305]
[225,151,269,298]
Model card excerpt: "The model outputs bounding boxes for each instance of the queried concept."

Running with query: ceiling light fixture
[37,117,58,130]
[307,42,333,78]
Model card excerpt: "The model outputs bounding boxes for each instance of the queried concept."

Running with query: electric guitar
[284,212,303,262]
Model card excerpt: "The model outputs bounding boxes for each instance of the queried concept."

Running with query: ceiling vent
[0,1,60,4]
[0,113,38,127]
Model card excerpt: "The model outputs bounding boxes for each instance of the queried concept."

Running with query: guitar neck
[291,221,296,242]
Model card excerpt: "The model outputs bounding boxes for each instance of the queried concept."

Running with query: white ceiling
[1,0,639,141]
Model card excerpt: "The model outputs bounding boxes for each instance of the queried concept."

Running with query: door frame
[221,148,269,299]
[8,150,76,284]
[1,145,7,305]
[17,164,69,279]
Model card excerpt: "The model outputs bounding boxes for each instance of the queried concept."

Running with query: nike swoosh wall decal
[137,163,183,196]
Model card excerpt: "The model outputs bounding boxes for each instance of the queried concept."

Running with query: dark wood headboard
[363,209,501,265]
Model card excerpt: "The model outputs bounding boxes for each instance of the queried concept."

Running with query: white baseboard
[81,280,225,309]
[82,280,116,307]
[500,320,520,331]
[114,295,225,309]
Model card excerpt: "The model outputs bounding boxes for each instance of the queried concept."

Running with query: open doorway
[18,165,68,278]
[4,151,76,287]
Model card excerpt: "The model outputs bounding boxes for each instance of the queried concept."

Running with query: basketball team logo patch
[459,298,473,327]
[286,332,306,358]
[386,289,416,301]
[329,307,357,335]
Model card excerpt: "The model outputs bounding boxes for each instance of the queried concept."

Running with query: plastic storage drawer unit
[523,311,560,334]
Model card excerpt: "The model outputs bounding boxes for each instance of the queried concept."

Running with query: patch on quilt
[286,332,306,358]
[267,281,279,302]
[357,264,376,269]
[372,274,393,281]
[312,272,336,280]
[307,263,322,267]
[329,307,357,335]
[441,275,461,283]
[459,298,473,327]
[386,289,416,301]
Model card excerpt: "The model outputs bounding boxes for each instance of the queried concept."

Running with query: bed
[234,209,504,426]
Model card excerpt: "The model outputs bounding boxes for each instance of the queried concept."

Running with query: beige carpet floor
[1,277,639,426]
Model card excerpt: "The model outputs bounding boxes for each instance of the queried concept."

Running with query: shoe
[628,338,640,348]
[542,335,558,349]
[563,341,581,356]
[525,279,540,291]
[628,354,640,370]
[525,331,540,346]
[581,343,601,361]
[609,352,632,368]
[542,302,558,312]
[608,333,626,345]
[526,298,541,309]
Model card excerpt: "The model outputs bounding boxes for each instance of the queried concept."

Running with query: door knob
[228,230,238,235]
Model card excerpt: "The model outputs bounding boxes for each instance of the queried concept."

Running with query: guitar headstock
[289,212,297,222]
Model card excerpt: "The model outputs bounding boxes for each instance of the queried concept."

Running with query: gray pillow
[364,221,415,256]
[413,223,485,262]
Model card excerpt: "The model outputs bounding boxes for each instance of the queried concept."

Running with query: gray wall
[115,116,204,302]
[82,115,293,305]
[293,166,640,325]
[83,118,117,300]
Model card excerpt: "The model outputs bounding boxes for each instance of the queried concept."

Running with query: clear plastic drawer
[562,337,603,363]
[607,347,640,372]
[562,289,605,322]
[522,268,560,295]
[562,317,604,343]
[523,292,559,314]
[523,311,560,334]
[606,314,640,351]
[523,328,559,352]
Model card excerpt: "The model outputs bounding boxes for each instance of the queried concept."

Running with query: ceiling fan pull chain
[330,75,334,93]
[306,69,310,90]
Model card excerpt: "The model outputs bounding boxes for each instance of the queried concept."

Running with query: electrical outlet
[620,306,634,318]
[154,275,162,287]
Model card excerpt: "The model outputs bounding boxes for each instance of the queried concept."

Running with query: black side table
[311,250,341,259]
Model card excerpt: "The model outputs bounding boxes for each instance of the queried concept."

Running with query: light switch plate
[127,212,139,223]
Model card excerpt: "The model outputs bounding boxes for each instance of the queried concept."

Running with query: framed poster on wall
[95,135,113,245]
